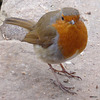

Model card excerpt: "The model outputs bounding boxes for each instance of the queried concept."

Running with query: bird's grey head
[61,7,79,16]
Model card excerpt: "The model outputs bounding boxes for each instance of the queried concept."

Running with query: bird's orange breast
[52,19,87,58]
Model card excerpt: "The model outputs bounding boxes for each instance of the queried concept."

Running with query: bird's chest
[54,22,87,59]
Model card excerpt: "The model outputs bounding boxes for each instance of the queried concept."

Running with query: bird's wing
[23,11,60,48]
[22,25,57,48]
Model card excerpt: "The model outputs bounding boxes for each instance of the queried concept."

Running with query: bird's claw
[55,70,82,80]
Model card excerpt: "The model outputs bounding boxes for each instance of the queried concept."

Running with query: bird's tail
[4,17,36,31]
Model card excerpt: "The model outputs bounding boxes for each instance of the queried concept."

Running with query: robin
[4,7,88,94]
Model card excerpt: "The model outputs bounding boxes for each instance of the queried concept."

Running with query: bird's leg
[48,64,76,95]
[48,63,82,80]
[59,64,82,80]
[49,65,75,76]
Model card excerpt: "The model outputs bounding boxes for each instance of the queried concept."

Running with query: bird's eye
[61,16,64,20]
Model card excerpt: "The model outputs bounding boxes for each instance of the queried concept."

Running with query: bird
[4,7,88,94]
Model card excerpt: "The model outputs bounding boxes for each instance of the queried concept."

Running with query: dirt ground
[0,0,100,100]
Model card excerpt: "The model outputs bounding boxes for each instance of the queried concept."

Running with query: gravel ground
[0,0,100,100]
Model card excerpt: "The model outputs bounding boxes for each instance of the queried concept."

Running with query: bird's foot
[60,70,82,80]
[51,64,82,80]
[60,64,82,80]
